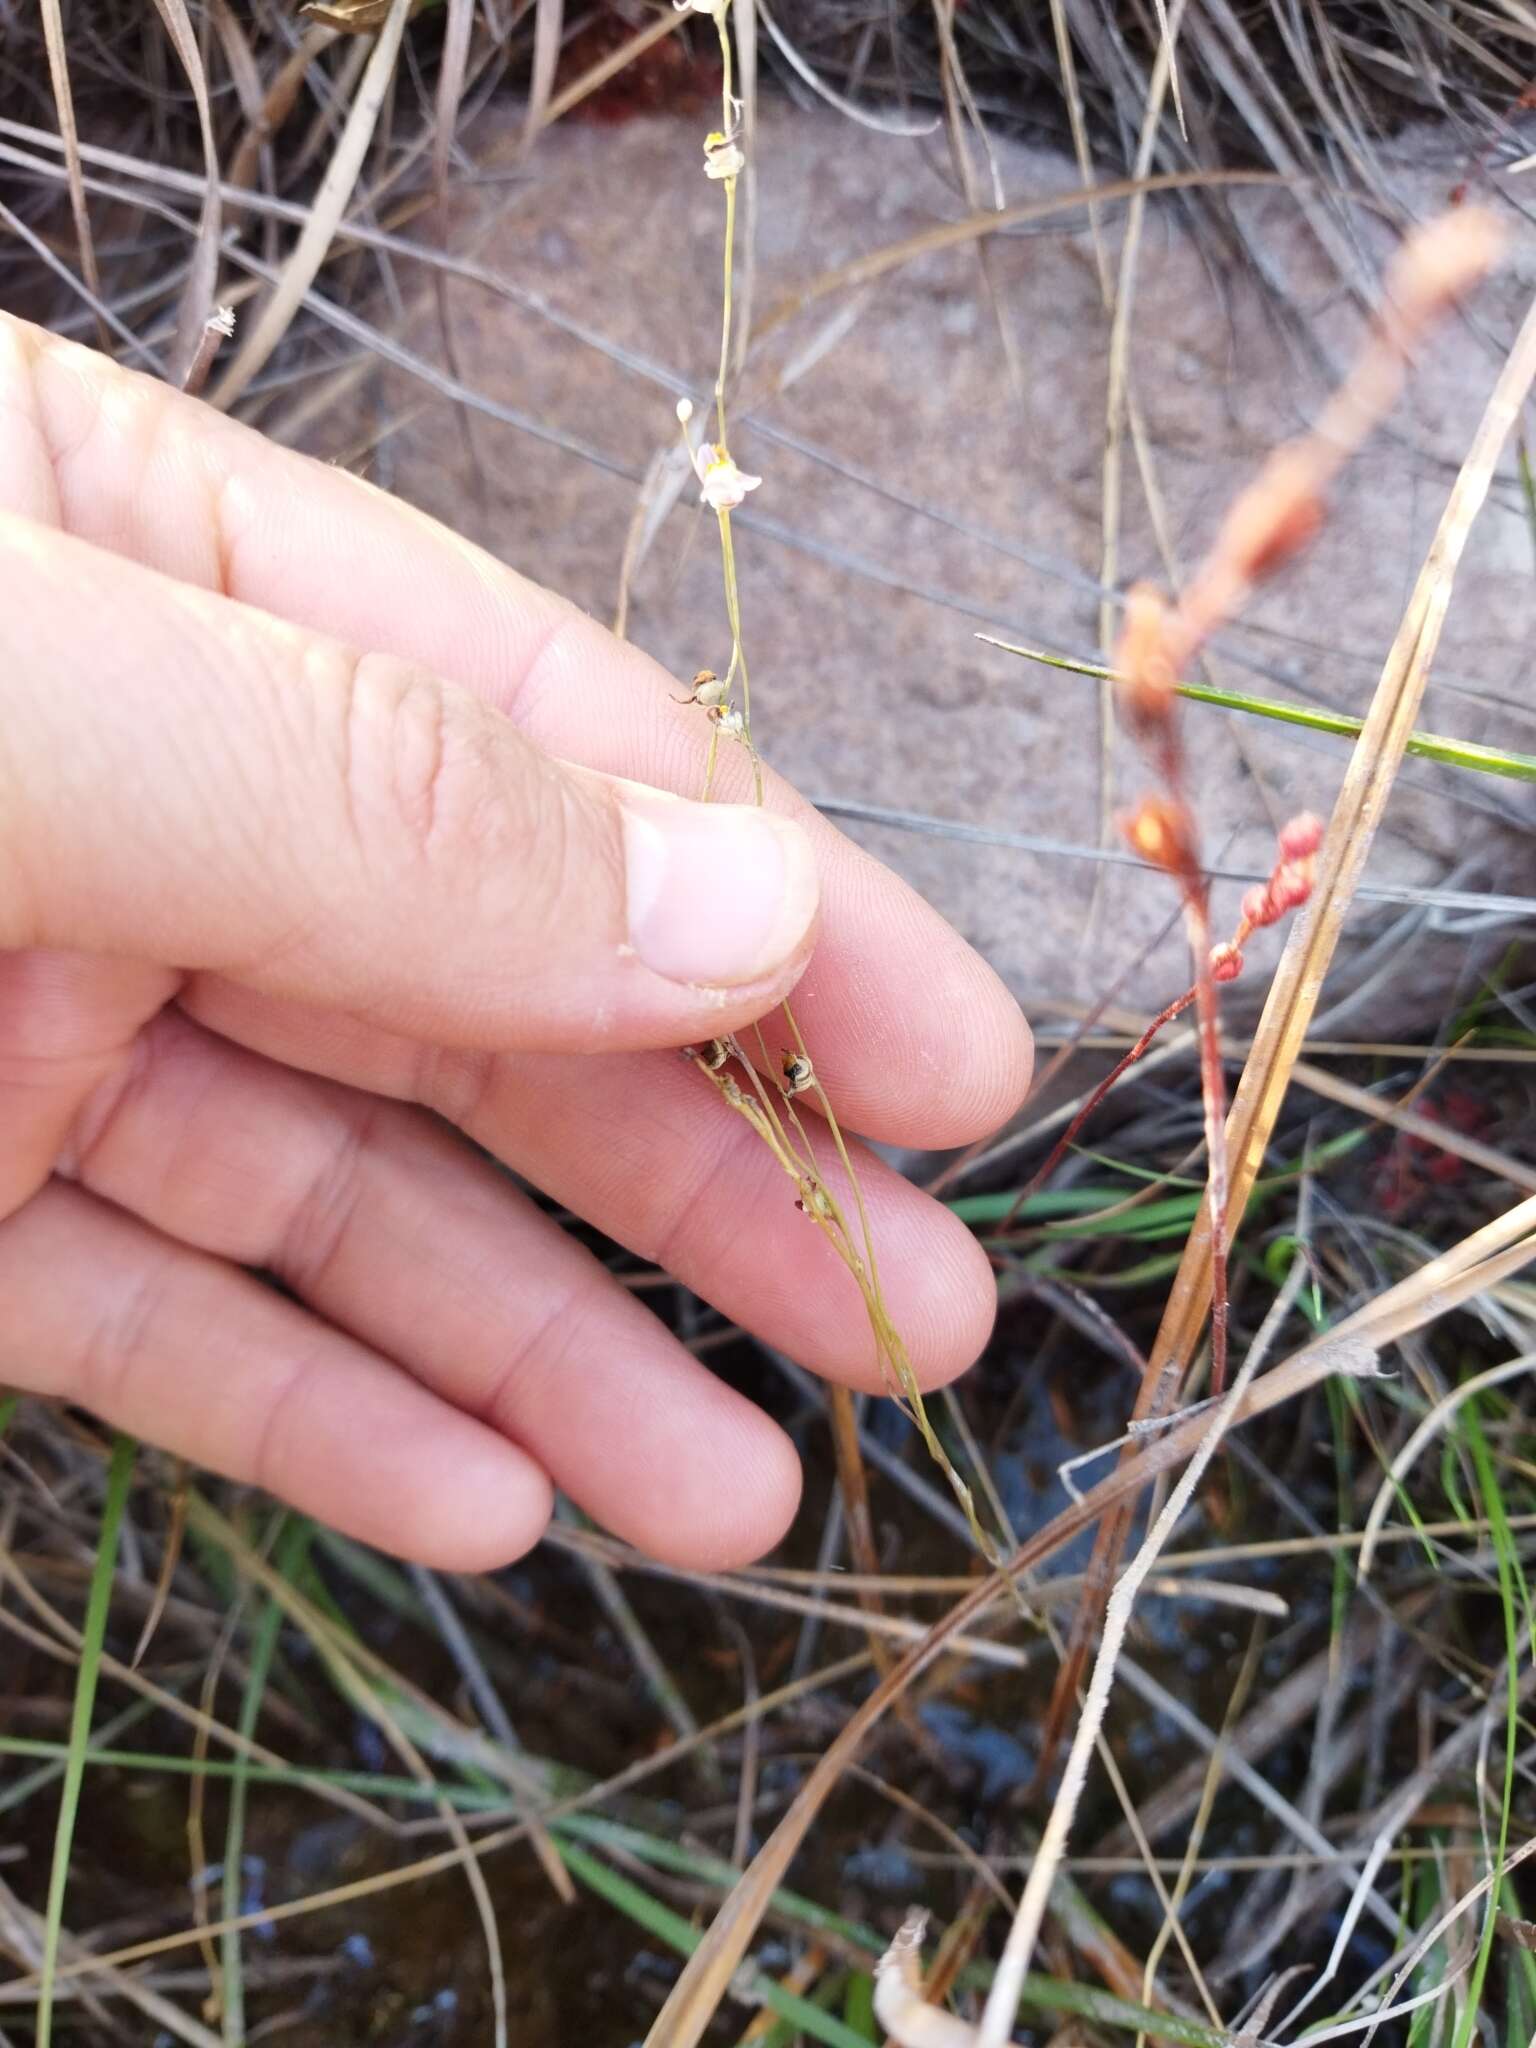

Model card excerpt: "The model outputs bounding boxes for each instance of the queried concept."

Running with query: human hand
[0,316,1031,1571]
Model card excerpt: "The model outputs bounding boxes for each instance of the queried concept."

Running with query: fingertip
[789,886,1033,1151]
[345,1425,556,1574]
[903,1195,1000,1389]
[662,1410,803,1571]
[805,1187,998,1397]
[592,1392,803,1572]
[920,949,1034,1148]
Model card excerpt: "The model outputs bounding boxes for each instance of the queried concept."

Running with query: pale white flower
[673,0,729,15]
[703,131,745,180]
[695,443,761,511]
[715,707,746,738]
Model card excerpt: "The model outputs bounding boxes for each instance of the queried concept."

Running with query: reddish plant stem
[1183,887,1231,1399]
[997,985,1198,1236]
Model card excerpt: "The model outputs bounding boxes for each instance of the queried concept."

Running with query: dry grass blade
[1357,1350,1536,1574]
[1093,4,1191,926]
[5,1655,877,1998]
[637,1195,1536,2048]
[0,1548,393,1833]
[433,0,476,192]
[184,1501,519,2045]
[613,445,694,638]
[227,24,340,196]
[207,0,267,149]
[757,170,1281,339]
[0,196,162,373]
[0,1874,222,2048]
[149,0,223,382]
[732,0,758,376]
[520,0,563,159]
[753,0,941,136]
[535,8,684,133]
[1288,1060,1536,1196]
[36,0,106,352]
[212,0,414,408]
[130,1460,189,1670]
[825,1385,908,1700]
[184,1495,571,1899]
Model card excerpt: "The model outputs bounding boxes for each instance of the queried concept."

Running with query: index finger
[0,314,1030,1146]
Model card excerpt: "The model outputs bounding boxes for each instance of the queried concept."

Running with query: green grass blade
[1453,1404,1524,2048]
[978,637,1536,784]
[562,1827,1229,2047]
[222,1513,314,2045]
[0,1392,18,1441]
[0,1738,509,1805]
[843,1972,877,2038]
[0,1699,161,1820]
[559,1841,874,2048]
[37,1431,136,2048]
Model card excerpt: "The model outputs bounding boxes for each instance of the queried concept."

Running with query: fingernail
[619,783,819,987]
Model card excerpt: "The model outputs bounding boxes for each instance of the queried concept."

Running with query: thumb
[0,514,818,1052]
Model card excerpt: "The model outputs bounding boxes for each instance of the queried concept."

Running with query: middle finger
[183,976,999,1391]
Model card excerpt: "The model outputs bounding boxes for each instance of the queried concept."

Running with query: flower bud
[1222,448,1325,587]
[1269,862,1313,913]
[1115,585,1180,733]
[1122,796,1197,878]
[1210,941,1245,983]
[1278,812,1324,861]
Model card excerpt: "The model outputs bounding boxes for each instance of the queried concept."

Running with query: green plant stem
[1454,1405,1529,2048]
[37,1432,136,2048]
[979,636,1536,783]
[221,1513,314,2045]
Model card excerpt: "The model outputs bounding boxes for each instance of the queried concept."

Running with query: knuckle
[276,1098,376,1293]
[80,1251,171,1417]
[327,648,507,877]
[477,1281,587,1433]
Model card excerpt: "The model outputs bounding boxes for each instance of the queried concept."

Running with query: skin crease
[0,314,1033,1573]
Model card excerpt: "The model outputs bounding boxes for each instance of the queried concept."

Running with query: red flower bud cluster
[1206,812,1323,984]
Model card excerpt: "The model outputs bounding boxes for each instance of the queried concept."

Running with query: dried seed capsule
[675,668,728,708]
[781,1051,815,1095]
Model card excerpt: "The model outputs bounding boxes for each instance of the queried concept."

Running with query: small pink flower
[695,444,761,512]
